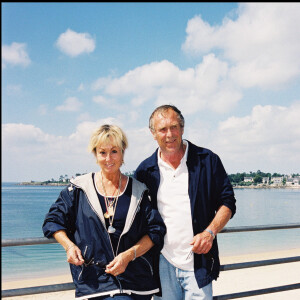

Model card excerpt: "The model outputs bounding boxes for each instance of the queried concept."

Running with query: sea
[2,182,300,282]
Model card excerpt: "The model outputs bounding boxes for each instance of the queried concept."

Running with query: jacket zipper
[71,183,116,258]
[115,190,145,256]
[78,245,89,281]
[70,183,118,288]
[71,180,146,293]
[114,191,153,277]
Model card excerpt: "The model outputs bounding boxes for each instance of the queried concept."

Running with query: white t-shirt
[157,140,194,271]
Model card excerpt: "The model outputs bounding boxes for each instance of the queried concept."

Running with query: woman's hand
[105,250,133,276]
[53,230,84,266]
[66,244,84,266]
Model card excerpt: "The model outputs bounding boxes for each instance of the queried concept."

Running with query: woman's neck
[101,170,121,185]
[98,170,122,196]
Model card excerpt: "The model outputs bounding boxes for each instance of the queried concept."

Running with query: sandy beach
[2,248,300,299]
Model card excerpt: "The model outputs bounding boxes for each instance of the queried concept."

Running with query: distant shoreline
[18,182,68,186]
[16,182,300,189]
[233,185,300,189]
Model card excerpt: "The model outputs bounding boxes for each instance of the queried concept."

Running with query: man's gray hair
[149,104,185,132]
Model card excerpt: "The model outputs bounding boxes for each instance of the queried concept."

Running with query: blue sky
[2,2,300,182]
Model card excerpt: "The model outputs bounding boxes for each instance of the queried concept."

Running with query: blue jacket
[42,173,166,299]
[134,141,236,289]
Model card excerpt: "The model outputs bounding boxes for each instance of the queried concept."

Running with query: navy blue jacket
[42,173,166,299]
[134,141,236,289]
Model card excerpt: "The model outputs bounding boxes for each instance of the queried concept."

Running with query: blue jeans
[94,294,152,300]
[154,254,213,300]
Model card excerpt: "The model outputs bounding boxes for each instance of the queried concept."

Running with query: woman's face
[95,137,123,175]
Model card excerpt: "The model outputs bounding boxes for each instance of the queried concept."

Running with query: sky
[2,2,300,182]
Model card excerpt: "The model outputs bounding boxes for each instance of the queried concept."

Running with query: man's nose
[166,128,172,136]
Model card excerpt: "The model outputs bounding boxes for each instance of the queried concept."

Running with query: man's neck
[160,143,186,170]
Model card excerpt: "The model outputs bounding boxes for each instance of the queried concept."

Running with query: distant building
[244,177,253,183]
[286,177,300,186]
[271,176,283,185]
[262,177,269,184]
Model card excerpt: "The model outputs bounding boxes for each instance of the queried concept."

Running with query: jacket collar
[144,140,208,169]
[71,172,106,225]
[70,173,147,235]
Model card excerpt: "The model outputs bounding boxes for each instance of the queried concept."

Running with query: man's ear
[150,129,157,140]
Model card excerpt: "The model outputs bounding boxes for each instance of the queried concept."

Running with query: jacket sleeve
[140,190,166,253]
[213,154,236,218]
[42,185,77,238]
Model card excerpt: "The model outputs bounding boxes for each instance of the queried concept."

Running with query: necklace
[101,171,122,234]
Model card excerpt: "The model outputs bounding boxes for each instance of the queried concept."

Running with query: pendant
[104,212,110,218]
[108,225,116,234]
[108,206,114,216]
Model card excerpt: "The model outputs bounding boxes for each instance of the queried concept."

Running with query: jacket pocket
[78,245,91,282]
[126,254,154,279]
[139,255,154,276]
[77,244,107,282]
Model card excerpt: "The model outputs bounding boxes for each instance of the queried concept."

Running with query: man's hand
[190,231,214,255]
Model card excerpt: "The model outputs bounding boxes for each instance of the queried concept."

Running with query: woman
[43,124,166,300]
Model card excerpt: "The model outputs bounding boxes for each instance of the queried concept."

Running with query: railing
[2,223,300,299]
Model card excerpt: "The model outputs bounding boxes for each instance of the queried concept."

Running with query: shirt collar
[158,140,188,170]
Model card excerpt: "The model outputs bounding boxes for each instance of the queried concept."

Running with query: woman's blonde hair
[88,124,128,156]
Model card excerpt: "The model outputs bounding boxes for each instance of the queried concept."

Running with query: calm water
[2,183,300,281]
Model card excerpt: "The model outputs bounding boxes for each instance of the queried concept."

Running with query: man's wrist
[131,246,136,261]
[204,229,215,240]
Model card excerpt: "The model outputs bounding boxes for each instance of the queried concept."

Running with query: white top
[157,140,194,271]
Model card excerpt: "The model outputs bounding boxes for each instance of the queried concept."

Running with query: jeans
[153,254,213,300]
[93,294,152,300]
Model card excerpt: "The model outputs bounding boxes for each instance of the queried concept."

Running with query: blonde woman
[43,124,166,300]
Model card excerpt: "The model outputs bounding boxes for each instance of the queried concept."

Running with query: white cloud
[56,97,83,112]
[182,3,300,89]
[55,29,96,57]
[3,123,55,147]
[3,100,300,182]
[204,102,300,174]
[1,118,156,182]
[77,112,92,122]
[93,95,109,104]
[92,57,242,114]
[2,119,120,181]
[2,42,31,68]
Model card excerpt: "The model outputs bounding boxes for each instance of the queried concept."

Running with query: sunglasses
[83,257,107,269]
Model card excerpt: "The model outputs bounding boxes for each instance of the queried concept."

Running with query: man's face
[151,109,184,155]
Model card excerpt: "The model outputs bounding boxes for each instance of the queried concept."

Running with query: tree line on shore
[228,170,300,186]
[23,170,299,186]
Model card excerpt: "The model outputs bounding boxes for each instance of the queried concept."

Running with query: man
[134,105,236,300]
